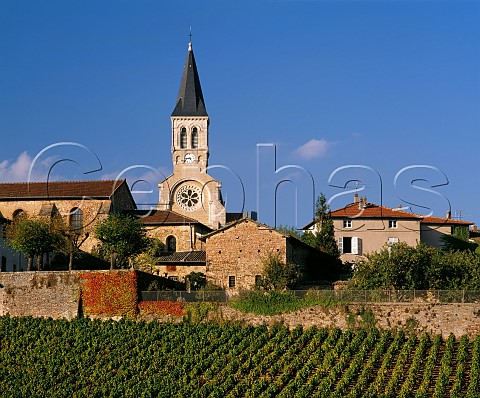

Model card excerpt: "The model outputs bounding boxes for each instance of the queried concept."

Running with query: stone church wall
[146,224,206,252]
[0,199,110,254]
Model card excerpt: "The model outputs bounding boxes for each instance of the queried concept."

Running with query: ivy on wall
[79,271,138,317]
[138,301,185,317]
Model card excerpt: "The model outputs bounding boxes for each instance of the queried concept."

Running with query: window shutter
[352,237,358,254]
[338,236,344,254]
[352,237,362,255]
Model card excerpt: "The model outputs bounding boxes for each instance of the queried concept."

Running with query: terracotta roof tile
[330,203,423,219]
[420,216,473,225]
[303,202,473,228]
[0,180,125,200]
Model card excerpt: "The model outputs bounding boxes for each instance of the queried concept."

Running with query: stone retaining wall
[0,271,81,319]
[220,303,480,338]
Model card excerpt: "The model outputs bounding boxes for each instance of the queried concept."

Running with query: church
[0,40,326,288]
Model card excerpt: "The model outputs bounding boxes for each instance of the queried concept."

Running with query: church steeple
[158,39,226,229]
[171,41,208,117]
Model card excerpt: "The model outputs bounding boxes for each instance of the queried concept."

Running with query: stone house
[201,218,330,290]
[303,194,474,263]
[0,179,136,271]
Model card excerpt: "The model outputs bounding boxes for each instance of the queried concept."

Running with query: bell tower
[171,41,209,172]
[158,40,226,229]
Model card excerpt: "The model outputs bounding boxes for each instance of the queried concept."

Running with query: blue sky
[1,0,479,229]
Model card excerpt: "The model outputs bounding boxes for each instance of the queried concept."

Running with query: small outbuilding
[201,218,333,290]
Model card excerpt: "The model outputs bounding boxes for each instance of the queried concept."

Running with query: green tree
[441,225,477,252]
[132,237,166,273]
[302,194,340,259]
[51,214,89,271]
[185,272,207,290]
[94,213,148,270]
[259,251,300,290]
[313,193,341,259]
[350,242,480,290]
[300,230,317,247]
[351,242,437,290]
[6,217,56,271]
[276,225,302,240]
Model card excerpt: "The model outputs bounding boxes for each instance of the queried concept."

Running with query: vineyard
[0,316,479,397]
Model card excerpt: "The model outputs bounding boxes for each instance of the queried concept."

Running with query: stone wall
[220,302,480,338]
[0,271,81,319]
[206,220,288,290]
[154,264,206,282]
[146,224,206,252]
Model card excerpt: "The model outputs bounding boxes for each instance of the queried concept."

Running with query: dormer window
[180,128,187,148]
[191,127,198,149]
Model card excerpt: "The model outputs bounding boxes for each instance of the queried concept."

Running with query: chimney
[354,193,359,204]
[358,196,367,210]
[472,225,477,231]
[446,210,451,219]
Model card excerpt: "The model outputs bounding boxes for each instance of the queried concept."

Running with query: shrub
[259,252,300,290]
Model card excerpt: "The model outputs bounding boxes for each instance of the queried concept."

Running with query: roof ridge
[0,179,124,185]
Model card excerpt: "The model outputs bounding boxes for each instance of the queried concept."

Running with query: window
[389,220,397,229]
[13,209,25,221]
[69,208,83,233]
[255,275,262,285]
[338,237,362,255]
[168,276,179,281]
[228,275,236,288]
[180,127,187,148]
[166,236,176,252]
[1,256,6,272]
[191,127,198,148]
[343,220,352,228]
[387,237,399,253]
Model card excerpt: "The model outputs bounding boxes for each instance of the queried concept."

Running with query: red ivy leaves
[79,271,138,318]
[138,301,185,317]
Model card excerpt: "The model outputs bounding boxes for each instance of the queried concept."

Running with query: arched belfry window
[180,127,187,149]
[69,208,83,233]
[166,236,177,252]
[191,127,198,149]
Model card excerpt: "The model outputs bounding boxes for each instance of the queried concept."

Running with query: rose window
[176,185,201,211]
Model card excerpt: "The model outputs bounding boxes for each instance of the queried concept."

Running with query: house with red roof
[303,194,474,263]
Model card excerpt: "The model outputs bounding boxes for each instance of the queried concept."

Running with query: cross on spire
[188,27,192,51]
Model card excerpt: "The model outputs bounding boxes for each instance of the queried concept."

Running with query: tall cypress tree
[314,193,341,259]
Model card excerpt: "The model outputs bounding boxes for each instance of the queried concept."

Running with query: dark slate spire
[171,42,208,117]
